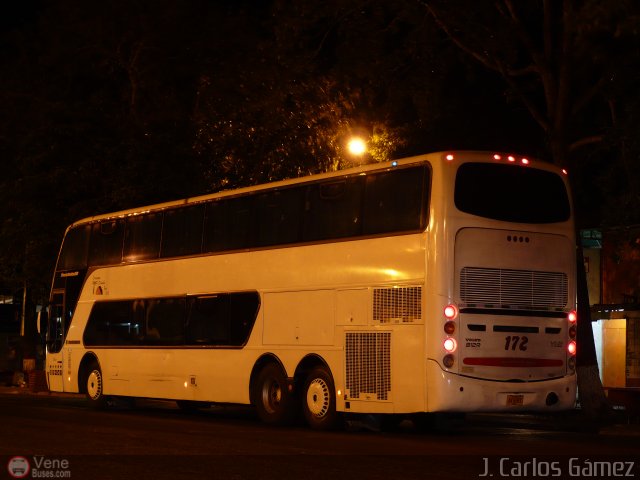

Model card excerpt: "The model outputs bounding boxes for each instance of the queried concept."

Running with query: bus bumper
[426,359,577,412]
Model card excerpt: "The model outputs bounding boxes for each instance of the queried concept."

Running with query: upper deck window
[454,163,570,224]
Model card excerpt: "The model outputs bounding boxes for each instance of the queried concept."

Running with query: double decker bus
[43,151,577,430]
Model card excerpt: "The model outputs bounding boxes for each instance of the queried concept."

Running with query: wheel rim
[306,378,330,418]
[261,378,282,414]
[87,369,103,401]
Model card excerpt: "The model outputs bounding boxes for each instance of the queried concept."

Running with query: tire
[252,364,296,426]
[84,361,108,409]
[302,366,339,431]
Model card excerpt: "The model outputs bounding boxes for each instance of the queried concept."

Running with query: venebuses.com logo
[7,457,30,479]
[7,456,71,478]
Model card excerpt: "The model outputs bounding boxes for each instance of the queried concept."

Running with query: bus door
[46,290,65,391]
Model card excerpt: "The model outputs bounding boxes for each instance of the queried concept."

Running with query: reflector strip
[463,357,563,368]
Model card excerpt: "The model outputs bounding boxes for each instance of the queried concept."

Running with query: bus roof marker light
[493,154,502,160]
[391,160,398,167]
[521,158,530,165]
[445,154,455,161]
[507,156,516,162]
[562,169,568,175]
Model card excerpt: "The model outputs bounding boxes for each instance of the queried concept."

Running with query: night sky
[1,0,638,293]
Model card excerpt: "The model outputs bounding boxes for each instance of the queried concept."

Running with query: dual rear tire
[252,364,339,430]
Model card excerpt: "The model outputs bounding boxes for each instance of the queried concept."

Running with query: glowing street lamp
[347,137,367,156]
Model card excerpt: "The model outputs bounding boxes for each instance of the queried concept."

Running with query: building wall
[601,227,640,304]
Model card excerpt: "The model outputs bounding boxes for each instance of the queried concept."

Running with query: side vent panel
[373,286,422,323]
[345,332,391,401]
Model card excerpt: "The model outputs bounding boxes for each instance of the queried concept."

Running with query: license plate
[506,394,524,406]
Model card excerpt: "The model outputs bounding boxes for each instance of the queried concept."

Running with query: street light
[347,137,367,156]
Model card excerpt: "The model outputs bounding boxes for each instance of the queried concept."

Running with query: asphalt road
[1,391,638,480]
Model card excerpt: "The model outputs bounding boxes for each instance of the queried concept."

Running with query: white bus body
[44,151,577,429]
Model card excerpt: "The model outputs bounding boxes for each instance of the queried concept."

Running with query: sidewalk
[0,383,80,399]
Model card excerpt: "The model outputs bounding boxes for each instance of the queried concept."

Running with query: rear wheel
[302,366,339,430]
[252,364,296,426]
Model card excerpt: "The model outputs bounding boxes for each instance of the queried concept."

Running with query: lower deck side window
[83,292,260,348]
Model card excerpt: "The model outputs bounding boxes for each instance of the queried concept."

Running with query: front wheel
[302,367,339,431]
[84,361,107,409]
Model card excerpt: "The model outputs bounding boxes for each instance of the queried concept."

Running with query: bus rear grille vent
[373,286,422,323]
[460,267,568,310]
[345,332,391,401]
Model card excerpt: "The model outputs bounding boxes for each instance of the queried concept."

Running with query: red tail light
[568,311,577,323]
[444,304,458,320]
[567,341,577,355]
[444,338,457,353]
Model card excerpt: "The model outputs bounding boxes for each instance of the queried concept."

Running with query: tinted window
[255,188,304,246]
[229,292,261,344]
[84,293,259,348]
[58,224,91,271]
[303,177,365,241]
[123,213,162,262]
[161,204,205,258]
[83,301,141,346]
[455,163,570,223]
[203,196,254,252]
[145,297,185,345]
[89,220,124,266]
[186,295,230,345]
[186,292,259,346]
[364,166,427,234]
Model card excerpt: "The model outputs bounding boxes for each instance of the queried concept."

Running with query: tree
[0,0,214,301]
[423,0,640,419]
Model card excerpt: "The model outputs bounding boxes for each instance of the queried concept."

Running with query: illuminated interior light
[391,160,398,167]
[507,156,516,162]
[444,337,457,352]
[568,310,577,323]
[567,341,577,355]
[445,154,455,161]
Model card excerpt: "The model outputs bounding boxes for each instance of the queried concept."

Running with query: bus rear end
[427,152,577,412]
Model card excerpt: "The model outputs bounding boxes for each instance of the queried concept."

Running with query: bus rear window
[454,163,570,223]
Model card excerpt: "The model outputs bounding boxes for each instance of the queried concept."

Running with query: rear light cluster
[442,304,458,369]
[567,310,577,371]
